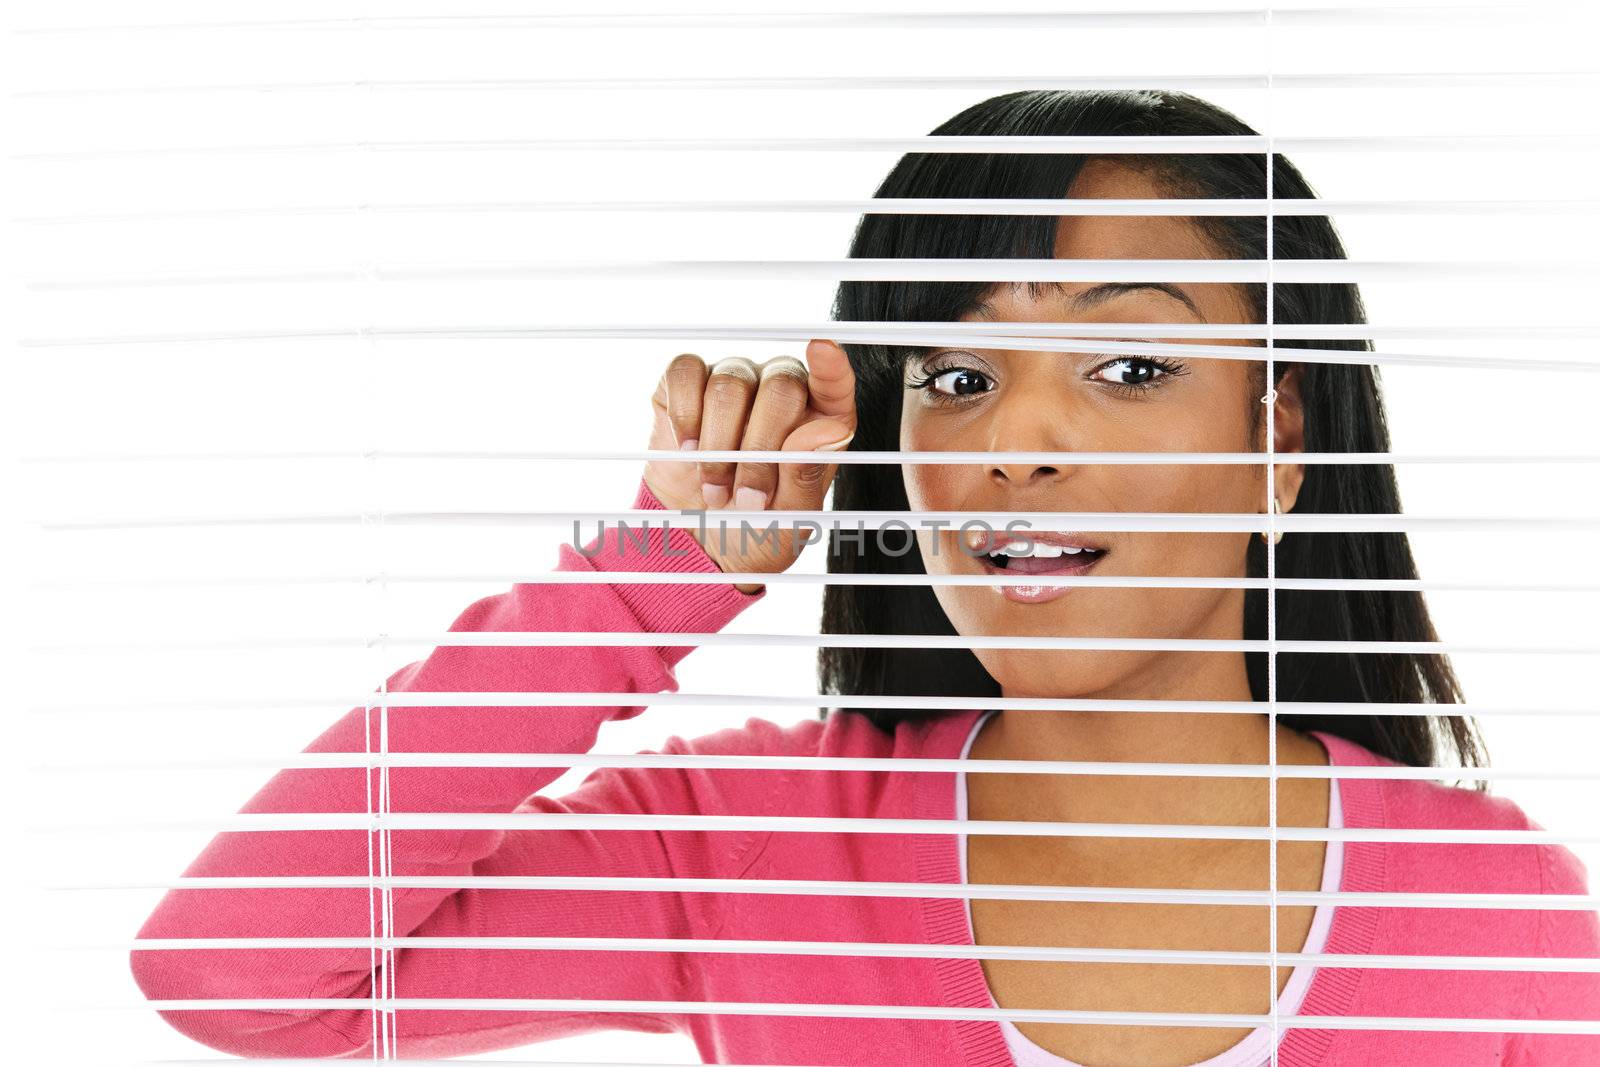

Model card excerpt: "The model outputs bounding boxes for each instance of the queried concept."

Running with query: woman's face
[899,159,1305,700]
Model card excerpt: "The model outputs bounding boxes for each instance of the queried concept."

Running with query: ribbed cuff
[558,475,766,673]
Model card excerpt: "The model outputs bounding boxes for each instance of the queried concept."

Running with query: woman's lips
[982,552,1104,575]
[968,530,1109,604]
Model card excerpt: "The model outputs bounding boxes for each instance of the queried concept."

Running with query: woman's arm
[128,475,766,1059]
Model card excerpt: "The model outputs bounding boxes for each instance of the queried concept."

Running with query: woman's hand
[644,339,858,593]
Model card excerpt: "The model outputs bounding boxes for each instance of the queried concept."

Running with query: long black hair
[817,88,1488,783]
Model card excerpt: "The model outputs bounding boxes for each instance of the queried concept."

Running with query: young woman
[131,90,1599,1066]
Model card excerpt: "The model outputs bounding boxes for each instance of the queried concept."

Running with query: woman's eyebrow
[967,281,1205,321]
[1058,281,1204,319]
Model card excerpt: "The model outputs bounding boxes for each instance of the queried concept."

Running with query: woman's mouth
[968,530,1108,604]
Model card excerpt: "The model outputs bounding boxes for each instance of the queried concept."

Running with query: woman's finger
[770,417,850,515]
[804,338,858,432]
[661,352,708,449]
[731,356,812,512]
[770,341,858,514]
[697,356,760,507]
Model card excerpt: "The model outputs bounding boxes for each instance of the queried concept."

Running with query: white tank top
[955,709,1345,1067]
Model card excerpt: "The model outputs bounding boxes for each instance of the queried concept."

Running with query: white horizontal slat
[32,509,1600,533]
[26,751,1598,783]
[23,448,1600,466]
[23,572,1600,595]
[57,1062,740,1067]
[19,71,1600,99]
[37,319,1600,340]
[29,257,1600,290]
[27,811,1600,847]
[28,692,1595,718]
[83,997,1600,1036]
[100,935,1600,974]
[35,321,1600,342]
[23,632,1600,656]
[17,133,1600,163]
[42,874,1600,912]
[903,322,1600,338]
[14,7,1550,36]
[20,198,1600,224]
[30,1061,713,1067]
[20,328,1600,374]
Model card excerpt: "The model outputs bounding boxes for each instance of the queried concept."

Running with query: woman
[130,90,1599,1066]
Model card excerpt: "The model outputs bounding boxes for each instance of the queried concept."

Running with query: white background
[4,0,1599,1062]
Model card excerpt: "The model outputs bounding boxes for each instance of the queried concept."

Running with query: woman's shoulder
[1313,728,1595,898]
[1315,727,1544,826]
[1311,728,1600,988]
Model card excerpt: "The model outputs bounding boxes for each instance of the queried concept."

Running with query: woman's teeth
[996,542,1083,558]
[985,543,1103,572]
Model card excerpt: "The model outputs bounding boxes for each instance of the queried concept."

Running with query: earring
[1259,496,1284,546]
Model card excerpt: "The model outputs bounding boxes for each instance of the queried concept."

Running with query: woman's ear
[1269,363,1306,512]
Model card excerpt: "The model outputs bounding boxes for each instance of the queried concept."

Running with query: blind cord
[357,6,395,1051]
[1265,6,1281,1059]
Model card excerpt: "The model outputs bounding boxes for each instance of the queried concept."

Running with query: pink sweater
[130,475,1600,1066]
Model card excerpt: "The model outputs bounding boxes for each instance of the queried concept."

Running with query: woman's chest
[688,827,1517,1067]
[970,897,1312,1064]
[966,834,1326,1066]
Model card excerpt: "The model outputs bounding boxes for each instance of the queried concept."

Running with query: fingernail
[679,437,698,451]
[702,482,729,508]
[734,486,768,512]
[817,430,855,452]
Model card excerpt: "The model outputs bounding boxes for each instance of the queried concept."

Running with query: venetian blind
[7,1,1600,1064]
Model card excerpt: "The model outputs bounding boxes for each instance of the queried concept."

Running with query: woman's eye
[916,367,994,397]
[1092,357,1169,388]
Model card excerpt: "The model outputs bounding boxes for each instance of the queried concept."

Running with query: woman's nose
[985,401,1075,487]
[988,459,1065,487]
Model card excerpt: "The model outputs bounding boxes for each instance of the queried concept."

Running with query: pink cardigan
[130,475,1600,1066]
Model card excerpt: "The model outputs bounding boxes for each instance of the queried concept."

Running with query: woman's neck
[979,652,1330,825]
[996,642,1268,758]
[978,707,1325,771]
